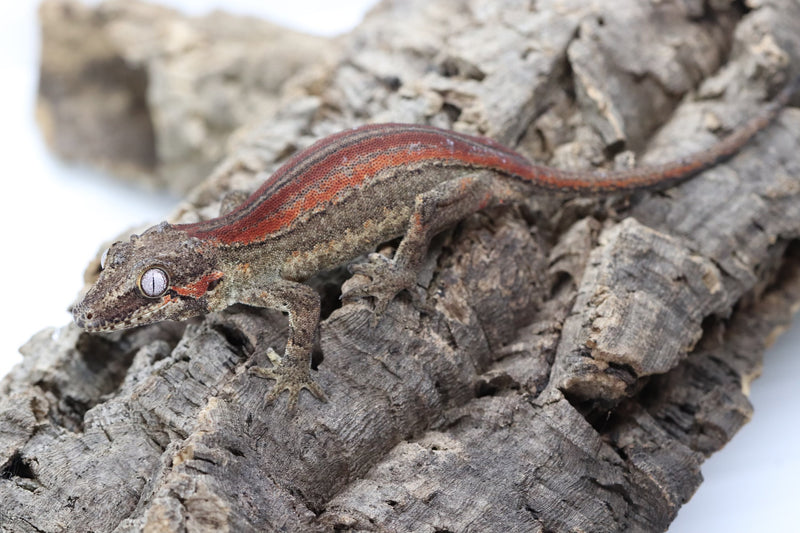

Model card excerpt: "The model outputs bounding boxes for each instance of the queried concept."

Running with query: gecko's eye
[138,267,170,298]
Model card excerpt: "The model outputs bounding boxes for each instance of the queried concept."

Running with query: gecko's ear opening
[206,276,223,293]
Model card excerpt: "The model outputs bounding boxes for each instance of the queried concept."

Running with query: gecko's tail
[525,72,800,194]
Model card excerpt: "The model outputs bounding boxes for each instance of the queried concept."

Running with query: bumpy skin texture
[72,77,799,411]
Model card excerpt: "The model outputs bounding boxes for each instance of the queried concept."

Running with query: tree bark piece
[3,0,800,532]
[36,0,333,193]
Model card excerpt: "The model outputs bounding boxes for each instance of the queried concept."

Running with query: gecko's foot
[249,348,327,413]
[343,252,419,325]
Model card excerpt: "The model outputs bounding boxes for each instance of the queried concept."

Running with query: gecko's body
[73,77,800,410]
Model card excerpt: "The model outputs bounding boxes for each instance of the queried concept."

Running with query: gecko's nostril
[85,313,93,320]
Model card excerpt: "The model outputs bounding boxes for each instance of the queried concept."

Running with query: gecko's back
[177,76,800,256]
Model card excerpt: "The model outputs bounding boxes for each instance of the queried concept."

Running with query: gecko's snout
[72,296,116,332]
[72,308,86,329]
[72,300,94,330]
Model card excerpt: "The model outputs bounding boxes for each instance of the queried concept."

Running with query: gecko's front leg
[240,278,327,412]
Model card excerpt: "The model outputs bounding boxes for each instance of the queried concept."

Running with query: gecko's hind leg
[343,170,525,323]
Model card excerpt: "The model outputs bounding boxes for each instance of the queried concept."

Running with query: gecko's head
[73,223,224,332]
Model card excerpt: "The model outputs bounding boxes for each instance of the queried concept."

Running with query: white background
[0,2,797,532]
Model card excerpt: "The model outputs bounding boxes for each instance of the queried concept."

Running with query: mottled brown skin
[73,77,799,411]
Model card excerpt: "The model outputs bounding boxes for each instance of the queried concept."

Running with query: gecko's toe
[250,363,326,414]
[343,253,420,324]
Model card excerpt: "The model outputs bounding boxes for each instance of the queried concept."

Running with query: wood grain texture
[4,0,800,531]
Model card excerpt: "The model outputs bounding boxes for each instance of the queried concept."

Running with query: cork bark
[4,0,800,531]
[36,0,334,193]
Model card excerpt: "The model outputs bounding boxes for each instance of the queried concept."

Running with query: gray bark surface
[36,0,334,193]
[4,0,800,531]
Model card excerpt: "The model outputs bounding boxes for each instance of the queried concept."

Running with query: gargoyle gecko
[73,75,800,411]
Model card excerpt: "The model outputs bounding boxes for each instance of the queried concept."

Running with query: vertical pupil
[142,268,167,297]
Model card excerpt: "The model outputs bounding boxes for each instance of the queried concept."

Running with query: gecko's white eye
[100,248,109,270]
[138,267,169,298]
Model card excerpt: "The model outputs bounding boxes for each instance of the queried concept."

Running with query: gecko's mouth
[72,304,131,332]
[72,297,172,332]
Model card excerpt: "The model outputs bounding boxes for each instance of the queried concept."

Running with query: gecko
[73,75,800,411]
